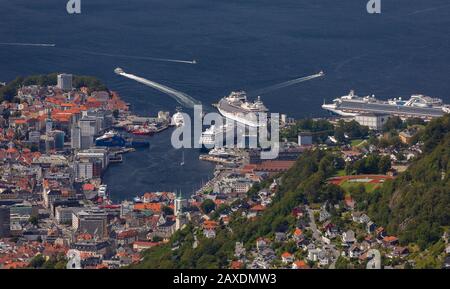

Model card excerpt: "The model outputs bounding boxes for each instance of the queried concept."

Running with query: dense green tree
[29,254,46,268]
[162,206,174,216]
[335,256,350,269]
[28,215,39,226]
[200,199,216,214]
[334,120,369,142]
[383,116,405,132]
[368,114,450,249]
[378,155,392,174]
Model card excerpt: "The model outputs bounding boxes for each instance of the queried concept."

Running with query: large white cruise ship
[322,90,449,119]
[217,91,269,127]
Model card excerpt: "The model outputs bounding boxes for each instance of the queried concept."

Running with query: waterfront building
[75,161,94,180]
[85,110,113,133]
[354,113,389,130]
[77,148,109,171]
[57,73,73,91]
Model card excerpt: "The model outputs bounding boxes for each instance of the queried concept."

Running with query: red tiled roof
[134,203,162,213]
[383,236,398,243]
[294,228,303,236]
[230,261,243,269]
[117,230,138,239]
[14,119,27,125]
[250,204,266,212]
[255,160,295,172]
[82,183,95,191]
[293,260,309,269]
[203,220,218,230]
[133,241,160,248]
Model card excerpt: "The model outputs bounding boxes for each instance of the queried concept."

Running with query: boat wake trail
[249,71,325,96]
[77,49,196,64]
[115,68,201,108]
[406,3,450,16]
[0,42,56,47]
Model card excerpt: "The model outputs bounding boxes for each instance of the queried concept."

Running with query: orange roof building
[133,202,162,213]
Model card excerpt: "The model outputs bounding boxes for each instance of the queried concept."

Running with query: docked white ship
[208,147,233,158]
[200,124,217,147]
[199,122,234,149]
[217,91,269,127]
[322,90,449,119]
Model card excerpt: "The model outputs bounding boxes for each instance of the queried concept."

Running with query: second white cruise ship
[322,90,449,119]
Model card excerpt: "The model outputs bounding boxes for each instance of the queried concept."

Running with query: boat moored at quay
[322,90,449,119]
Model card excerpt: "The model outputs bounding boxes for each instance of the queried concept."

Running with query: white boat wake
[0,42,56,47]
[249,71,325,96]
[115,68,201,108]
[78,49,196,64]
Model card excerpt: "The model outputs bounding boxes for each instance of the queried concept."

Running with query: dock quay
[112,148,136,154]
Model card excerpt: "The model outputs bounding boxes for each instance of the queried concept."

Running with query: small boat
[130,127,152,135]
[114,67,124,74]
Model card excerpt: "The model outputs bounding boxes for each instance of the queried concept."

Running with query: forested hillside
[367,114,450,250]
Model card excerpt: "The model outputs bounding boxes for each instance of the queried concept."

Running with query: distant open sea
[1,0,449,200]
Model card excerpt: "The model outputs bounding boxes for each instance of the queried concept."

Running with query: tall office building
[85,110,112,133]
[52,130,65,150]
[57,73,73,91]
[79,117,97,149]
[45,109,53,135]
[71,125,81,149]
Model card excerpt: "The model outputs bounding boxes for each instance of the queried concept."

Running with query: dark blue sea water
[1,0,449,200]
